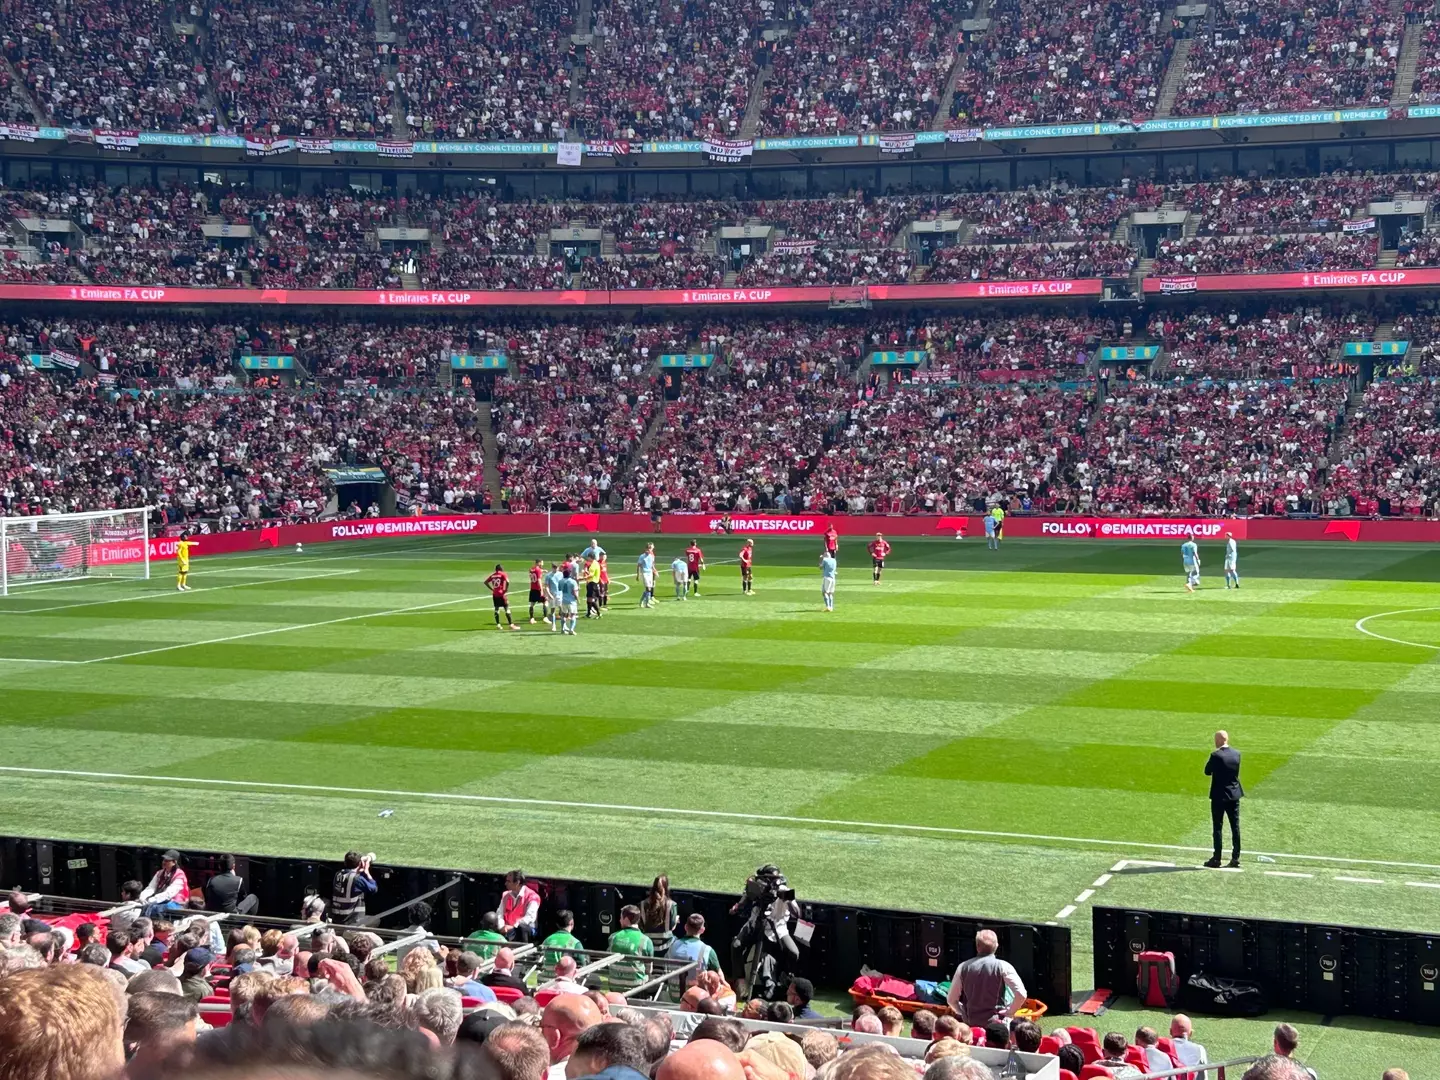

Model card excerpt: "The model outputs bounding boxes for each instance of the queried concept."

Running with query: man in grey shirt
[945,929,1026,1025]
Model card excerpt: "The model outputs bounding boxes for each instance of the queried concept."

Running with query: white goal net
[1,507,152,596]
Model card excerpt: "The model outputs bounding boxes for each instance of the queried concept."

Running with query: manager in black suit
[1204,730,1243,868]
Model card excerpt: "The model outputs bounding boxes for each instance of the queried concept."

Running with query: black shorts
[586,582,599,600]
[826,545,838,557]
[529,588,544,604]
[872,558,885,569]
[492,594,508,609]
[688,566,701,580]
[994,522,1004,537]
[741,563,752,576]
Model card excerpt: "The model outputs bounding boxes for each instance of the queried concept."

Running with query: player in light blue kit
[555,571,580,634]
[983,513,998,550]
[820,550,838,611]
[1181,533,1201,593]
[544,561,565,630]
[1223,530,1240,589]
[581,537,607,562]
[636,543,657,608]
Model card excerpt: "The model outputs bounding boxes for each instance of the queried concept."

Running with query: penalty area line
[2,766,1440,872]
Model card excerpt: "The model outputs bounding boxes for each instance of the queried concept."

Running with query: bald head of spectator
[541,993,604,1064]
[0,964,125,1080]
[486,1021,553,1080]
[852,1014,883,1035]
[657,1037,747,1080]
[1383,1070,1410,1080]
[681,986,710,1012]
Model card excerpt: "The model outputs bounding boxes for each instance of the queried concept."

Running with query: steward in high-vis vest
[331,851,377,924]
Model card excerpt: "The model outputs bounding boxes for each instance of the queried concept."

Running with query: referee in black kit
[1204,730,1244,868]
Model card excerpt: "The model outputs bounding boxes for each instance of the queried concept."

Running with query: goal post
[0,507,153,597]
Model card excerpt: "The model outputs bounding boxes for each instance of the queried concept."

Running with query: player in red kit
[685,540,704,596]
[528,559,547,623]
[484,564,520,630]
[738,539,755,594]
[823,524,839,558]
[868,533,891,584]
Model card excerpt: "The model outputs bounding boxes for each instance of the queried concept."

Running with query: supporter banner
[878,132,917,155]
[584,140,631,157]
[1141,268,1440,294]
[48,349,80,370]
[65,128,95,144]
[945,128,983,143]
[771,238,819,255]
[1343,341,1409,356]
[1,124,38,142]
[297,139,333,154]
[556,141,583,166]
[246,138,295,157]
[96,372,116,386]
[377,140,414,158]
[94,130,140,151]
[704,137,753,163]
[1343,216,1377,232]
[1158,276,1198,294]
[324,466,387,484]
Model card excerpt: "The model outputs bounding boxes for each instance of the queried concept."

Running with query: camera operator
[331,851,377,925]
[729,865,802,1000]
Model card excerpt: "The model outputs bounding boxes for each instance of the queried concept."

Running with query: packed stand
[392,0,576,140]
[625,322,858,511]
[1,0,217,130]
[1178,172,1436,235]
[952,0,1174,125]
[203,0,395,136]
[582,255,726,290]
[926,240,1136,280]
[578,0,760,140]
[757,0,955,135]
[1148,306,1375,378]
[960,182,1162,243]
[811,383,1089,513]
[1328,379,1440,516]
[875,313,1122,381]
[1151,234,1378,274]
[1409,12,1440,103]
[0,360,485,518]
[1386,309,1440,375]
[2,316,242,387]
[736,248,913,286]
[1396,231,1440,267]
[251,190,396,289]
[1069,378,1348,515]
[492,325,660,509]
[1173,0,1400,117]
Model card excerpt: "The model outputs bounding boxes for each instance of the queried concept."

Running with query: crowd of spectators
[2,0,217,131]
[1067,378,1348,515]
[0,354,486,518]
[952,0,1174,125]
[583,254,727,290]
[1328,378,1440,516]
[204,0,396,137]
[578,0,761,140]
[492,324,662,509]
[1151,233,1379,275]
[1173,0,1400,117]
[1396,231,1440,267]
[624,322,858,511]
[757,0,955,135]
[960,182,1161,243]
[926,240,1137,280]
[392,0,576,140]
[1148,305,1375,378]
[1178,172,1436,235]
[736,248,913,286]
[874,313,1122,380]
[809,383,1088,514]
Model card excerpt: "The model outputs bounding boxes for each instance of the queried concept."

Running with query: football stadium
[10,2,1440,1077]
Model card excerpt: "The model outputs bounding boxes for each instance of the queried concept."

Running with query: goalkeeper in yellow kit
[176,532,196,591]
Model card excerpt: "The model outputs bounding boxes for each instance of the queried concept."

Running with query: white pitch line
[69,591,496,665]
[1354,607,1440,650]
[1092,874,1112,888]
[4,764,1439,872]
[5,569,360,614]
[1055,905,1077,920]
[1074,889,1095,903]
[1334,875,1384,885]
[1406,882,1440,889]
[0,656,85,664]
[1265,871,1313,879]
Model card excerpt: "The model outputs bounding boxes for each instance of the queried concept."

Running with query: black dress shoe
[1204,857,1222,868]
[1228,859,1242,868]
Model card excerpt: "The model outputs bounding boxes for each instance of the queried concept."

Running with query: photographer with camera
[729,865,803,1001]
[331,851,377,925]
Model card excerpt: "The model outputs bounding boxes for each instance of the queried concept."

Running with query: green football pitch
[4,531,1440,1073]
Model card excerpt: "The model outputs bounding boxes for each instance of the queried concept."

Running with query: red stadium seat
[490,986,525,1004]
[1067,1028,1102,1065]
[1123,1046,1150,1073]
[970,1027,986,1045]
[534,989,558,1007]
[1079,1066,1116,1080]
[1038,1036,1062,1055]
[1058,1072,1079,1080]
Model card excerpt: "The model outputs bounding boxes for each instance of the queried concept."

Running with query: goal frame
[0,506,153,596]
